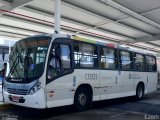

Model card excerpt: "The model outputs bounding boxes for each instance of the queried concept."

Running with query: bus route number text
[85,73,98,80]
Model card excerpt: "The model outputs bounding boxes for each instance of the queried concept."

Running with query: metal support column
[54,0,61,34]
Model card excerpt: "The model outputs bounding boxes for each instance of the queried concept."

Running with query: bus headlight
[29,82,41,95]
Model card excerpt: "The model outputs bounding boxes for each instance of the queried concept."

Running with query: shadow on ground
[0,96,137,120]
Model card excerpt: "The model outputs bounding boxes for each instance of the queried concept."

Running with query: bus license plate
[11,96,20,102]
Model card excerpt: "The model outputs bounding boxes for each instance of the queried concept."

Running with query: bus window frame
[153,56,157,72]
[46,38,74,84]
[99,46,118,70]
[133,52,146,72]
[145,55,157,72]
[118,50,133,71]
[73,41,99,69]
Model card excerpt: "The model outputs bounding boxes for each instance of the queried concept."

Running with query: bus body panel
[46,73,75,108]
[100,70,136,99]
[46,69,100,108]
[46,68,157,108]
[99,70,118,100]
[145,72,157,93]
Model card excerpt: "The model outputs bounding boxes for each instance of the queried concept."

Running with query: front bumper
[3,88,46,109]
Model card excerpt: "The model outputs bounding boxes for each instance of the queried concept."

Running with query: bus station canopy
[0,0,160,54]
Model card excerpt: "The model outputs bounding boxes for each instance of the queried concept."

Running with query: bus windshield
[6,36,51,82]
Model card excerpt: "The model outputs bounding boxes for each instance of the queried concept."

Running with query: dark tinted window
[146,56,156,71]
[134,54,145,71]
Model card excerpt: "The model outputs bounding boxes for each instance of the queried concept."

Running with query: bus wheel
[74,87,90,111]
[136,83,144,100]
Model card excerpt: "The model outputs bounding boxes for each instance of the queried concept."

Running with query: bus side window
[60,44,71,69]
[120,51,131,70]
[79,44,94,67]
[134,54,145,71]
[146,56,156,71]
[74,43,98,68]
[100,47,115,69]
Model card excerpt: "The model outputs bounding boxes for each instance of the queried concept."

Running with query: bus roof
[23,34,155,56]
[72,35,117,49]
[71,35,155,56]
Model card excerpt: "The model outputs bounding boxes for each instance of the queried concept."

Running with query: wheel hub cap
[138,88,143,98]
[78,93,87,106]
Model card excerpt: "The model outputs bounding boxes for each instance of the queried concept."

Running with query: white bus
[3,34,157,111]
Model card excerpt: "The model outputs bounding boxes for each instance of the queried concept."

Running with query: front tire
[74,87,90,111]
[136,84,144,100]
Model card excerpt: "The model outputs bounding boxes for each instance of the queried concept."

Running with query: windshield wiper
[8,42,25,79]
[8,56,18,78]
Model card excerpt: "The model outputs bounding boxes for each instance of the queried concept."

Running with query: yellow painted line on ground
[0,104,13,110]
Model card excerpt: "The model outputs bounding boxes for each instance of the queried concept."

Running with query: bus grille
[7,88,28,95]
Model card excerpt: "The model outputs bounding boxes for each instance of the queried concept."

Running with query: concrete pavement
[0,90,160,120]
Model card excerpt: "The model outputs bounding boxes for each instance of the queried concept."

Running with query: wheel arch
[74,84,93,101]
[137,81,145,90]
